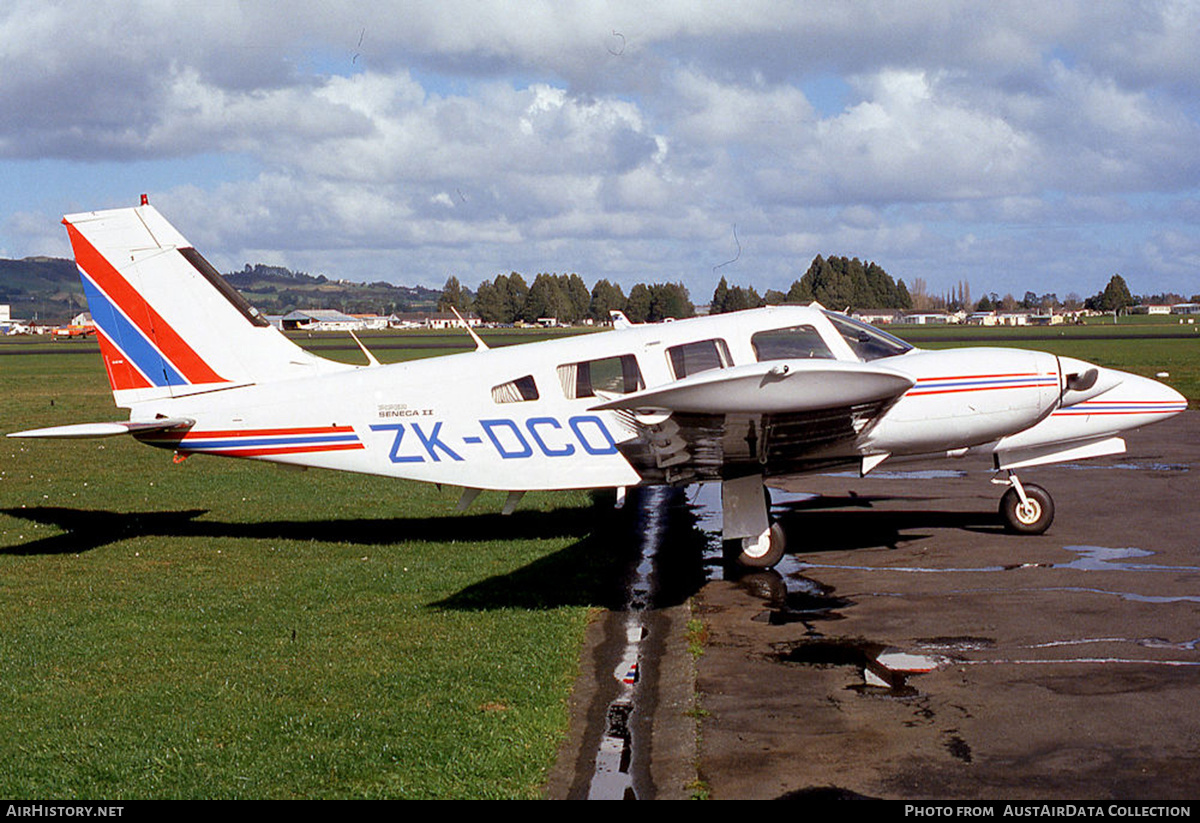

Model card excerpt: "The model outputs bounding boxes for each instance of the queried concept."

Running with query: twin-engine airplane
[10,203,1188,567]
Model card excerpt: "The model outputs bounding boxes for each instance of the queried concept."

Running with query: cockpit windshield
[822,311,913,361]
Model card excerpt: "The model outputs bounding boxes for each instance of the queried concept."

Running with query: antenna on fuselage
[451,306,488,351]
[348,330,381,366]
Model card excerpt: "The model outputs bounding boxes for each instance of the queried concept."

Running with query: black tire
[999,483,1054,535]
[734,521,787,568]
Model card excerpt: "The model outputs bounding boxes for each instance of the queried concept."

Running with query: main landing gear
[730,521,787,569]
[995,471,1055,535]
[722,474,787,569]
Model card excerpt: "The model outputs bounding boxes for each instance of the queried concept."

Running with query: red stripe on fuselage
[918,372,1043,381]
[64,220,226,385]
[180,443,366,458]
[182,426,358,438]
[908,372,1055,396]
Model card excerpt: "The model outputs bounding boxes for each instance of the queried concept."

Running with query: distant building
[1172,303,1200,315]
[853,309,905,325]
[996,311,1031,326]
[966,311,998,326]
[350,314,390,330]
[896,312,953,325]
[1130,304,1172,315]
[273,309,483,331]
[280,309,364,331]
[423,312,482,329]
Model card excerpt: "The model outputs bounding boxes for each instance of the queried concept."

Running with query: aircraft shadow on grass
[0,504,596,555]
[0,501,704,611]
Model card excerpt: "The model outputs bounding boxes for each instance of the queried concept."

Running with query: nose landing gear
[995,472,1055,534]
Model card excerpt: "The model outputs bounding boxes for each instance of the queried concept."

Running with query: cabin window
[822,311,913,361]
[667,338,732,379]
[557,355,643,399]
[751,325,835,361]
[492,375,539,403]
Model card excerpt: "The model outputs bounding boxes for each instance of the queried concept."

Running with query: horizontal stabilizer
[8,418,194,439]
[590,359,915,415]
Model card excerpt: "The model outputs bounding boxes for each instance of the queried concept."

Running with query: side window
[492,375,539,404]
[751,326,835,361]
[557,355,643,399]
[667,338,732,379]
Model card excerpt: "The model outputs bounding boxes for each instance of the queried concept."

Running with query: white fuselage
[127,306,1186,491]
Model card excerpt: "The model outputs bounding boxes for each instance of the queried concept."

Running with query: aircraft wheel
[999,483,1054,535]
[735,521,787,569]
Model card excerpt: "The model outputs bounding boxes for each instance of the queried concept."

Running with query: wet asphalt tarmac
[547,411,1200,800]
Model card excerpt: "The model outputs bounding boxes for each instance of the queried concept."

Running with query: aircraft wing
[590,360,915,484]
[7,418,195,439]
[591,359,913,415]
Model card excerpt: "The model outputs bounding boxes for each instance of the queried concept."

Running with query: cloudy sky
[1,1,1198,303]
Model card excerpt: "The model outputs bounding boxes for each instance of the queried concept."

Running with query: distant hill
[224,264,442,317]
[0,257,442,323]
[0,257,85,322]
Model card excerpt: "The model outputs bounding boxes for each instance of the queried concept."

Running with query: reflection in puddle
[741,571,853,625]
[773,638,941,693]
[588,486,669,800]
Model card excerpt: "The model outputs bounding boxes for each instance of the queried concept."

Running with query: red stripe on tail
[64,220,227,385]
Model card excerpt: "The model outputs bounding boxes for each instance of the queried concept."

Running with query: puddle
[798,560,1010,573]
[1024,636,1200,651]
[1038,586,1200,604]
[588,486,670,800]
[797,545,1200,580]
[821,469,969,480]
[1056,545,1200,573]
[1059,462,1189,472]
[914,636,996,652]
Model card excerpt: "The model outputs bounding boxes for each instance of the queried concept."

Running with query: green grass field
[0,334,630,799]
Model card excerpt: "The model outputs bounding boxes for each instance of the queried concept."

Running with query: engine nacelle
[863,348,1061,455]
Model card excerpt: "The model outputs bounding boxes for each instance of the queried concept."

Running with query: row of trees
[438,262,1183,326]
[710,255,913,314]
[440,272,696,324]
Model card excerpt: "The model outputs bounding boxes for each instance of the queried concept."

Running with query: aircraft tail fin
[64,203,349,408]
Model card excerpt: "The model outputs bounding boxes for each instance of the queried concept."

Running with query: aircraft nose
[1058,365,1187,424]
[1131,370,1188,409]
